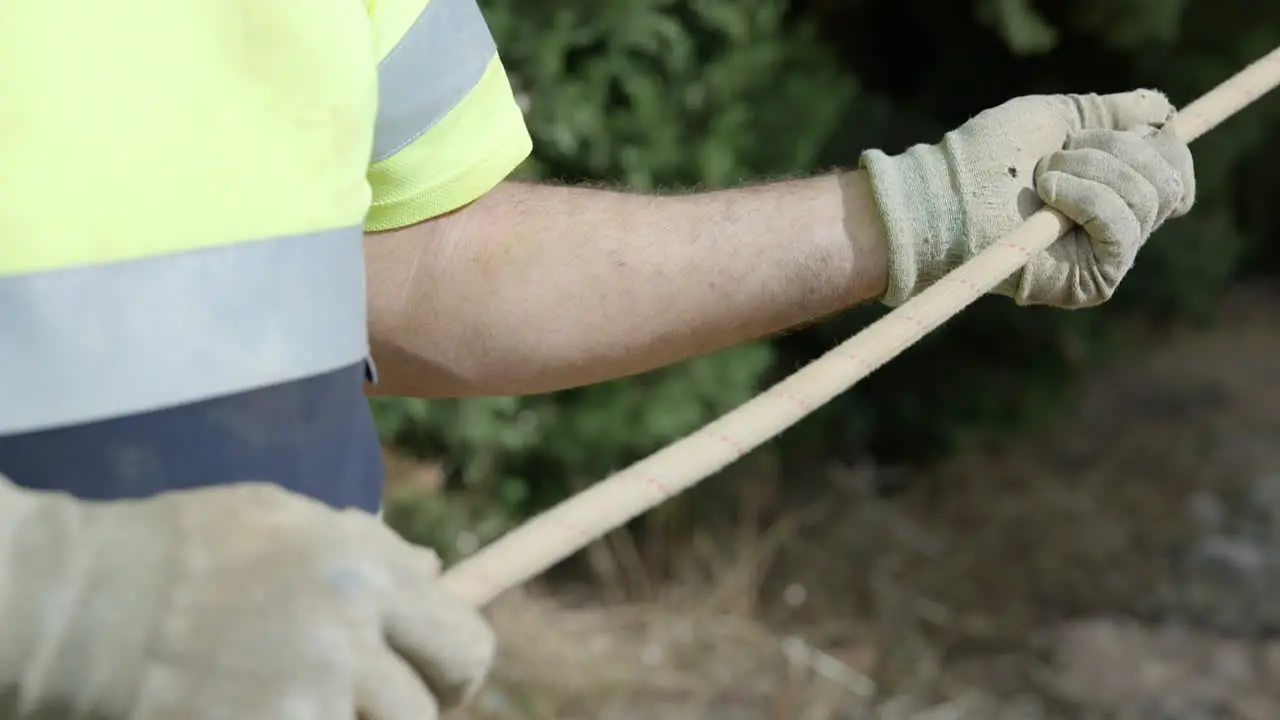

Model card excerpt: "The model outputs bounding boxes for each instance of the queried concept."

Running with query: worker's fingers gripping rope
[442,46,1280,608]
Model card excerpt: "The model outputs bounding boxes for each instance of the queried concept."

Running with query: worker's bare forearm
[364,173,889,398]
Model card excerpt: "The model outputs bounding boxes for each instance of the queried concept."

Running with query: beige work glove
[861,89,1197,308]
[0,474,492,720]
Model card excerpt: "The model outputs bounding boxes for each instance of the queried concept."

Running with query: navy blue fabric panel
[0,363,385,513]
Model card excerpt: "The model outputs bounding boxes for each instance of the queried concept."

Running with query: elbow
[367,316,583,399]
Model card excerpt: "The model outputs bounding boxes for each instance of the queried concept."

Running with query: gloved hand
[0,474,493,720]
[860,89,1197,308]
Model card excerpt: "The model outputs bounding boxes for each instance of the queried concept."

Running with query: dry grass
[430,458,1065,719]
[456,505,1031,720]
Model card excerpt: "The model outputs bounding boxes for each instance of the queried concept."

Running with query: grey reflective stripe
[372,0,497,161]
[0,227,369,436]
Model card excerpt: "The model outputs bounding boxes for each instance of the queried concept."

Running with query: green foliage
[1065,0,1191,47]
[378,0,1280,550]
[978,0,1060,55]
[482,0,855,188]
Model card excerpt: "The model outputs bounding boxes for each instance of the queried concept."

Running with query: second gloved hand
[0,476,493,720]
[860,90,1197,308]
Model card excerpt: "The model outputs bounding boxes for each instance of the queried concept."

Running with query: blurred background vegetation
[373,0,1280,563]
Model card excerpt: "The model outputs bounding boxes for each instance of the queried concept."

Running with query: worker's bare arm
[364,173,890,398]
[365,90,1198,400]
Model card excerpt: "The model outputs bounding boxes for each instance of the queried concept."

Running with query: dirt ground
[441,282,1280,720]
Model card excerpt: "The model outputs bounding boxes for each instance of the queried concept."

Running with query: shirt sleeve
[364,0,532,232]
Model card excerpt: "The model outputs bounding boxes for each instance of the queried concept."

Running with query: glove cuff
[859,143,966,307]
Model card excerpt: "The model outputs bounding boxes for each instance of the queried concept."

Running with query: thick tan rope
[443,46,1280,607]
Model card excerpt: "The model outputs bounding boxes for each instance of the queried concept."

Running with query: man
[0,0,1195,717]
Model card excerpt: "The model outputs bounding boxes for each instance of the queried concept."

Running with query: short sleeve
[364,0,533,232]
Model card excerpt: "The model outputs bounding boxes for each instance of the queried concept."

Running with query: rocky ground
[437,283,1280,720]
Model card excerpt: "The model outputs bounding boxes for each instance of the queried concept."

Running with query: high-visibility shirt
[0,0,532,512]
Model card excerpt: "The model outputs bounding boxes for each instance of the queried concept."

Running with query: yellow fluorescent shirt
[0,0,532,437]
[0,0,532,277]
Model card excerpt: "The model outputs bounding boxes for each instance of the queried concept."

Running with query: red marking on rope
[709,431,746,455]
[643,474,672,496]
[777,390,810,412]
[556,518,591,541]
[1004,242,1031,258]
[898,313,925,330]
